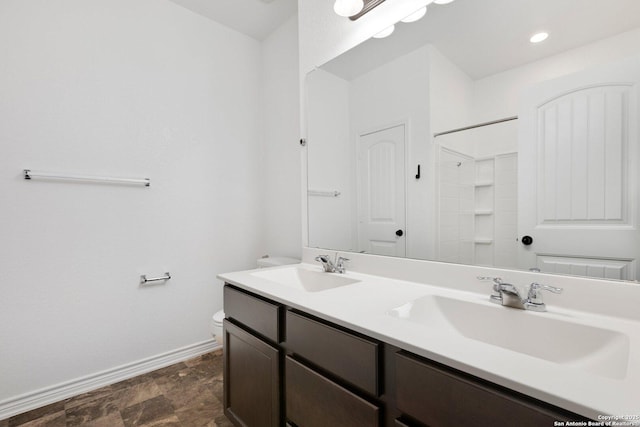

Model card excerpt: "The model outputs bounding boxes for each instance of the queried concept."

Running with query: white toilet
[211,256,300,345]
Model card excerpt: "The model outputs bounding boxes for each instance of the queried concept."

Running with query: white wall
[298,0,434,249]
[298,0,433,195]
[261,16,302,259]
[298,0,432,76]
[305,42,474,260]
[306,70,354,250]
[427,45,474,135]
[349,46,431,259]
[306,45,433,258]
[0,0,264,408]
[471,27,640,123]
[298,0,430,135]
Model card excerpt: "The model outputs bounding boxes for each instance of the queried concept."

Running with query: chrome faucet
[477,277,563,312]
[525,283,564,312]
[315,254,350,274]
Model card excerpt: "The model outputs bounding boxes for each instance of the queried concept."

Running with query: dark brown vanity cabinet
[224,320,280,427]
[222,284,586,427]
[285,310,380,396]
[286,356,380,427]
[223,284,382,427]
[224,285,280,342]
[395,351,584,427]
[284,311,382,427]
[223,286,282,427]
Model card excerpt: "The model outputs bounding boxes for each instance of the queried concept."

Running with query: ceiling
[168,0,297,41]
[323,0,640,80]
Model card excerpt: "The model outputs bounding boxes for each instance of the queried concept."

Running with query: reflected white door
[518,56,640,280]
[357,124,406,256]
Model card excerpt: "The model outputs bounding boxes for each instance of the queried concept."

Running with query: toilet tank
[257,256,300,268]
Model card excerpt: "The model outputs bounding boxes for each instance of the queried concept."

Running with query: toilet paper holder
[140,272,171,285]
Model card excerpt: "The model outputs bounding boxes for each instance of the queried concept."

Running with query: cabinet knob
[396,229,404,237]
[521,235,533,246]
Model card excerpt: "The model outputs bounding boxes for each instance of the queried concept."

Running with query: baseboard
[0,339,221,421]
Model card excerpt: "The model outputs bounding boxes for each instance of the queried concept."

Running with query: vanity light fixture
[337,0,386,20]
[401,6,427,23]
[333,0,364,17]
[530,32,549,43]
[373,24,395,38]
[339,0,453,21]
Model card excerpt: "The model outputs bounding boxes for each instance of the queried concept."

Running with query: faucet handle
[525,283,563,311]
[477,276,504,303]
[335,257,350,273]
[477,276,503,291]
[528,282,563,296]
[315,255,336,272]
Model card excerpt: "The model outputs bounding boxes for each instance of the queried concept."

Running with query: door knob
[396,229,404,237]
[521,235,533,246]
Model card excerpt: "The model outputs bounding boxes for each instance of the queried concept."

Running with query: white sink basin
[251,266,360,292]
[388,295,630,380]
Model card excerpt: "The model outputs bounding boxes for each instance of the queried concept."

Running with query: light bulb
[401,6,427,23]
[434,0,455,4]
[530,32,549,43]
[334,0,364,17]
[373,25,395,39]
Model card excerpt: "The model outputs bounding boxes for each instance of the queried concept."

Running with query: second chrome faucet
[478,276,563,312]
[315,254,350,274]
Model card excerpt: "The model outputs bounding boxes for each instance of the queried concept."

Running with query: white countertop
[218,263,640,422]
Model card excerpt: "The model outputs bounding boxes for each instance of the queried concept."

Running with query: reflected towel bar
[24,170,150,187]
[140,272,171,285]
[433,116,518,137]
[308,190,341,197]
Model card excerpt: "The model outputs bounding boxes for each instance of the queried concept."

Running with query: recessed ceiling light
[373,25,395,39]
[530,32,549,43]
[401,6,427,23]
[434,0,455,4]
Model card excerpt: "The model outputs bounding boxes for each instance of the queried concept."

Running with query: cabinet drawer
[396,352,581,427]
[285,310,379,395]
[224,285,280,343]
[286,356,380,427]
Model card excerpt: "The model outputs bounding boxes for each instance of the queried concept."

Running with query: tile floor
[0,350,233,427]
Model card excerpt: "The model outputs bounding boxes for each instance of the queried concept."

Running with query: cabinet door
[396,351,583,427]
[286,356,380,427]
[224,320,280,427]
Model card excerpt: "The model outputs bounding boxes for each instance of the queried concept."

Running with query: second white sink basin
[251,266,360,292]
[388,295,630,380]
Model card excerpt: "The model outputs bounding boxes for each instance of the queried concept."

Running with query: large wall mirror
[306,0,640,282]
